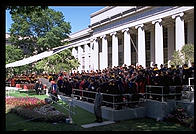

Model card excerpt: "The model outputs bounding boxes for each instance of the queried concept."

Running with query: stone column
[172,12,185,51]
[100,35,108,70]
[167,24,175,64]
[72,47,76,58]
[135,24,146,68]
[152,19,164,68]
[85,44,89,72]
[78,45,82,73]
[89,40,93,71]
[110,32,118,67]
[122,28,131,66]
[93,38,99,71]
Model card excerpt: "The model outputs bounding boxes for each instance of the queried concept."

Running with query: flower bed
[6,97,46,109]
[6,97,67,122]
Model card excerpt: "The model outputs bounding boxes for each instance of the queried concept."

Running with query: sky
[6,6,105,34]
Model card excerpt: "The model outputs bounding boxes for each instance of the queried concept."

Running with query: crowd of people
[6,62,194,108]
[47,62,194,108]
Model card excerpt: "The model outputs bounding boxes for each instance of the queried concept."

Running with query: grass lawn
[5,91,193,131]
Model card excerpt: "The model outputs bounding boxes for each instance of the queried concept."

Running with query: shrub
[10,104,67,122]
[164,106,194,129]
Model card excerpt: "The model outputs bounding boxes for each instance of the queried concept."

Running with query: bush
[164,106,194,129]
[10,104,67,122]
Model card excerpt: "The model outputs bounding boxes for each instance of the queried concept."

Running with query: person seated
[34,81,40,95]
[38,81,44,94]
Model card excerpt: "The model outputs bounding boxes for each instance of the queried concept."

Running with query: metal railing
[188,77,194,91]
[72,89,145,110]
[48,93,76,123]
[145,85,194,102]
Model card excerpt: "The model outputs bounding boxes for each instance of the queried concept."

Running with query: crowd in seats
[51,62,194,109]
[6,62,194,108]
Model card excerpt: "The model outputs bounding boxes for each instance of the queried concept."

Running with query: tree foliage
[7,6,48,15]
[169,44,194,66]
[169,50,183,66]
[6,45,32,76]
[9,7,71,55]
[35,48,80,73]
[6,45,23,64]
[7,6,79,74]
[181,44,194,64]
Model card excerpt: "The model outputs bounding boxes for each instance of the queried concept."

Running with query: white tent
[6,45,72,68]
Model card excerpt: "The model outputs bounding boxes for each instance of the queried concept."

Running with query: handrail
[188,77,194,87]
[145,85,194,102]
[73,88,127,96]
[72,89,144,109]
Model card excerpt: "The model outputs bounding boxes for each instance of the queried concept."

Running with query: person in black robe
[182,64,190,85]
[57,78,64,93]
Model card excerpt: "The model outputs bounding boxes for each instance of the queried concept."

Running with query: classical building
[68,6,194,73]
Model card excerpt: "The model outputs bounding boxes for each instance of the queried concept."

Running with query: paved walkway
[81,121,115,128]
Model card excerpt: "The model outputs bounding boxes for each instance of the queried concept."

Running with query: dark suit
[94,92,103,122]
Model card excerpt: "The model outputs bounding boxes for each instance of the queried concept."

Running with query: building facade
[68,6,194,73]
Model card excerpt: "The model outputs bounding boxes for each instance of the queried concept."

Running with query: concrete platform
[73,98,194,121]
[81,121,115,128]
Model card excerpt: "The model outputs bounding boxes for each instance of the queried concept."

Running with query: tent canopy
[6,45,72,68]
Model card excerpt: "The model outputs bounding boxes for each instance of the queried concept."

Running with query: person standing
[10,77,15,87]
[94,87,103,123]
[49,79,58,102]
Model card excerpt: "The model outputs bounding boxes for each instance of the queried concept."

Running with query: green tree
[6,45,32,76]
[9,7,71,55]
[169,50,183,66]
[181,44,194,64]
[7,6,48,15]
[6,45,23,64]
[169,44,194,66]
[7,6,79,74]
[35,48,80,73]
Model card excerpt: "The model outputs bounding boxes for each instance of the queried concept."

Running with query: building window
[118,37,124,66]
[119,52,124,66]
[82,57,85,70]
[108,40,112,67]
[185,22,188,44]
[88,43,90,52]
[145,31,151,67]
[81,45,85,53]
[118,38,122,46]
[98,39,102,53]
[130,34,137,65]
[163,26,168,64]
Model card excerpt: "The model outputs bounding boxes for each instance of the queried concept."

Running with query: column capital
[90,38,94,42]
[110,31,117,36]
[91,37,99,42]
[152,18,162,24]
[121,28,129,33]
[100,34,106,39]
[172,12,184,19]
[135,24,144,29]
